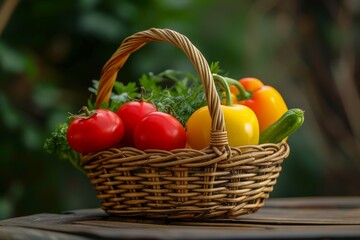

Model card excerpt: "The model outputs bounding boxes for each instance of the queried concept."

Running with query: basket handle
[95,28,228,150]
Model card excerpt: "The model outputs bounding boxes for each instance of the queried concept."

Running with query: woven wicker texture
[81,28,290,219]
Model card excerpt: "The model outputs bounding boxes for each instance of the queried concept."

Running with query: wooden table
[0,197,359,239]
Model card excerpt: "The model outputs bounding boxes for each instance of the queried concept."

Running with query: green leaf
[77,12,125,42]
[0,41,25,73]
[210,61,221,74]
[88,80,99,95]
[0,91,21,129]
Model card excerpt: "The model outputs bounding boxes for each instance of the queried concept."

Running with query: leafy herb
[152,86,206,125]
[139,69,207,125]
[43,122,84,174]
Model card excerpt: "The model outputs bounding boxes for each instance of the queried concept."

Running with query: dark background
[1,0,359,219]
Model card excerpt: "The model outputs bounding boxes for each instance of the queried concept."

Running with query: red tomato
[134,112,186,151]
[67,108,124,153]
[116,101,157,147]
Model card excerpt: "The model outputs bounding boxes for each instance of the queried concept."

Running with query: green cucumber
[259,108,304,144]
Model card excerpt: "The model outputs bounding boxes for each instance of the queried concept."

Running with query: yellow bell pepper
[186,74,259,150]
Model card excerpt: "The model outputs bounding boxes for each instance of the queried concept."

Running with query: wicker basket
[80,28,290,220]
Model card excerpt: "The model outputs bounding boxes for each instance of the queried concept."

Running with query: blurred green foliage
[1,0,359,219]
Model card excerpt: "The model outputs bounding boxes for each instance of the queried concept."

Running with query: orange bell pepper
[218,75,288,133]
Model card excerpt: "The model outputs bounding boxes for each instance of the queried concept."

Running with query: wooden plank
[66,196,360,225]
[236,196,360,225]
[230,207,360,225]
[0,197,359,239]
[264,196,360,209]
[0,226,91,240]
[2,197,358,226]
[1,219,360,240]
[0,210,106,226]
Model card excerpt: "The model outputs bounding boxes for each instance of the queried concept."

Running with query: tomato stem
[81,106,92,116]
[68,106,96,120]
[132,86,153,102]
[212,74,233,106]
[140,86,146,101]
